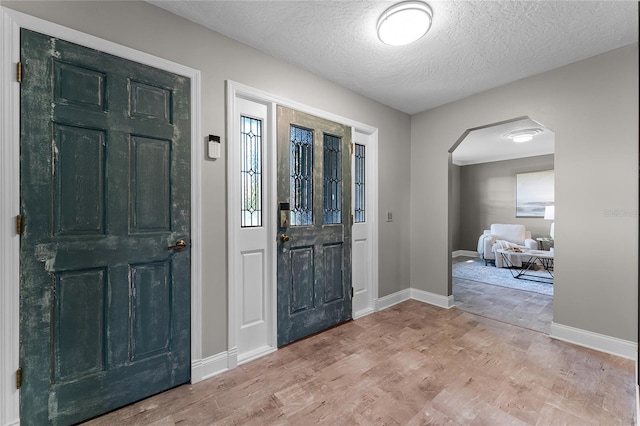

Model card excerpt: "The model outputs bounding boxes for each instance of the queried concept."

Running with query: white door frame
[351,130,378,319]
[0,8,203,425]
[226,81,379,365]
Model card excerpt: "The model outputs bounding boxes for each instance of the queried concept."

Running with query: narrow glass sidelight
[323,133,342,224]
[240,116,263,227]
[290,125,313,226]
[354,143,366,223]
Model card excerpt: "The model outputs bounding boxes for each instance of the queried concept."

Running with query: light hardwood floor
[85,300,635,425]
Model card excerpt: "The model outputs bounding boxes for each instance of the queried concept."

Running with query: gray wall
[449,162,461,251]
[5,1,637,351]
[411,44,638,342]
[5,1,412,357]
[456,154,555,251]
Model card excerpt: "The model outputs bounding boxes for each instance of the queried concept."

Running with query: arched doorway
[448,117,555,333]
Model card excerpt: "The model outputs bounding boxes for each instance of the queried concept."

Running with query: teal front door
[276,106,353,347]
[19,30,191,425]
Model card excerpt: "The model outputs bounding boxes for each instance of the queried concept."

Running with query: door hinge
[16,214,22,235]
[16,62,22,83]
[351,287,354,298]
[350,142,354,155]
[16,368,22,389]
[351,214,354,225]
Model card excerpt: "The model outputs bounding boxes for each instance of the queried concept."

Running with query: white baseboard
[551,322,638,361]
[191,345,278,383]
[238,346,277,366]
[374,288,455,312]
[353,307,375,319]
[191,351,231,383]
[3,420,19,426]
[374,288,411,311]
[227,347,238,370]
[410,288,455,309]
[452,250,478,258]
[633,359,640,420]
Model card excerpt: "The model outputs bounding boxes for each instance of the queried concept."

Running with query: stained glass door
[276,106,352,346]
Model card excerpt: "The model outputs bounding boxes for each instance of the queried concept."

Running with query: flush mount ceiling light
[504,128,543,143]
[377,1,433,46]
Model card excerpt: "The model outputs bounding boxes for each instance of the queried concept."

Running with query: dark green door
[19,30,191,425]
[276,106,352,347]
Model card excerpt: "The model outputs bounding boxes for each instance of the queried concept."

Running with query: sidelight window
[354,143,365,223]
[240,116,263,227]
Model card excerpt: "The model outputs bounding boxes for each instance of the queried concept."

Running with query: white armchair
[477,224,537,267]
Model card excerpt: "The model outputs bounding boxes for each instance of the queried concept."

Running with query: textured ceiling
[149,0,638,115]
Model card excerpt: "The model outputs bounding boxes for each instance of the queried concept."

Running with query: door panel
[130,136,171,231]
[323,243,345,303]
[20,29,191,425]
[54,125,106,235]
[130,262,172,360]
[290,246,315,313]
[54,268,107,383]
[351,136,374,316]
[233,99,272,361]
[277,106,352,346]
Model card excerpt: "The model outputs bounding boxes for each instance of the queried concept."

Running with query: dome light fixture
[377,1,433,46]
[512,134,534,143]
[504,128,543,143]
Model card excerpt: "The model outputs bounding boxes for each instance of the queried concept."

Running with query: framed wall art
[516,169,554,217]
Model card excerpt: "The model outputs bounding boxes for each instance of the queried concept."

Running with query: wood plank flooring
[453,277,553,334]
[85,300,635,425]
[452,256,553,334]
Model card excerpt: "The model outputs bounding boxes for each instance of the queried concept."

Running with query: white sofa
[477,224,537,267]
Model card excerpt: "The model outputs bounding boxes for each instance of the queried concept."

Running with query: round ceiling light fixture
[377,1,433,46]
[512,134,534,143]
[504,128,543,143]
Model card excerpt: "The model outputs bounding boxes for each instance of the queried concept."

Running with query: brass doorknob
[280,234,290,243]
[168,239,187,251]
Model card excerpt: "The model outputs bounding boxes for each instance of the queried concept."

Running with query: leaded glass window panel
[240,116,262,227]
[323,134,342,224]
[290,125,313,226]
[354,143,365,223]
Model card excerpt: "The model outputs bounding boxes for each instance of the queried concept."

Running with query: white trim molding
[190,346,273,384]
[636,362,639,425]
[238,347,278,366]
[191,352,231,383]
[353,307,375,319]
[0,8,203,424]
[225,80,380,367]
[374,288,455,312]
[551,322,638,361]
[0,9,21,426]
[374,289,412,311]
[410,288,455,309]
[452,250,478,258]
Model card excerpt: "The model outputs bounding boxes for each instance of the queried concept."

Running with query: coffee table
[495,249,554,283]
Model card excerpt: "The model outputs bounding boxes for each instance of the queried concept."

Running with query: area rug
[452,258,553,296]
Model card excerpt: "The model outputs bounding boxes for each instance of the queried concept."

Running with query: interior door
[276,106,352,347]
[19,29,191,424]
